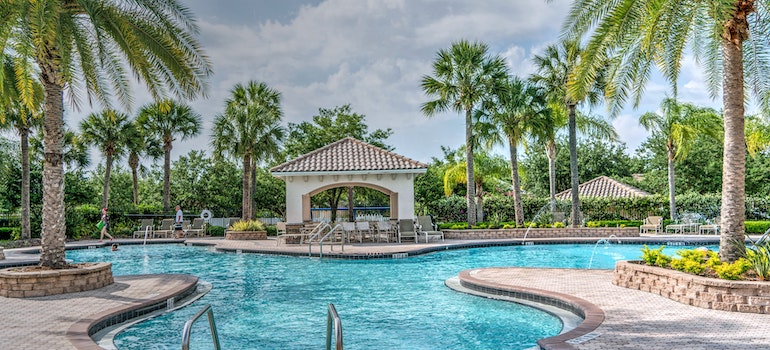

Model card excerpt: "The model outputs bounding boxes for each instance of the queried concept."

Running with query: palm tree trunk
[129,153,139,205]
[568,103,581,227]
[242,153,252,220]
[20,127,31,241]
[667,147,677,221]
[546,140,557,216]
[39,71,67,268]
[509,139,524,226]
[719,24,747,262]
[163,140,172,212]
[102,153,113,209]
[465,108,476,226]
[250,159,257,219]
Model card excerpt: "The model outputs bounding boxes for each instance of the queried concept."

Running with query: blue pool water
[67,243,704,349]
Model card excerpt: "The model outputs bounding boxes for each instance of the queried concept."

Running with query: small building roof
[555,176,650,199]
[270,137,428,175]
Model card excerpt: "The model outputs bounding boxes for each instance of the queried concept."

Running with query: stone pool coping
[456,269,604,350]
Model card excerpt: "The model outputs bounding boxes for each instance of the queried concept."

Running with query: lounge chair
[133,219,154,239]
[375,220,394,242]
[187,218,206,237]
[154,218,174,238]
[276,221,287,235]
[355,221,373,242]
[699,216,720,235]
[639,216,663,234]
[397,219,418,243]
[416,216,444,242]
[343,222,359,243]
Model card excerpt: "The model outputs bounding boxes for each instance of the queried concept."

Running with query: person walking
[174,205,184,238]
[99,207,114,242]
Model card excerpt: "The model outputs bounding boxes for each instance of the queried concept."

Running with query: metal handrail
[326,304,343,350]
[307,222,331,243]
[181,304,221,350]
[318,224,344,257]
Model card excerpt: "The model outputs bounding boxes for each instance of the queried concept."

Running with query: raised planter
[614,260,770,313]
[226,230,267,240]
[444,227,640,240]
[0,262,113,298]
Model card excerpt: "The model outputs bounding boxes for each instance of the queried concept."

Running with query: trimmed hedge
[746,221,770,234]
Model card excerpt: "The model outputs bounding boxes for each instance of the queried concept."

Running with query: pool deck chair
[186,218,206,237]
[375,220,394,242]
[416,216,444,243]
[639,216,663,234]
[154,218,174,238]
[133,219,154,239]
[343,222,360,243]
[397,219,418,243]
[356,221,373,242]
[699,216,720,235]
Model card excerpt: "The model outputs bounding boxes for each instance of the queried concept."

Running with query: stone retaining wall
[0,247,4,260]
[613,260,770,313]
[444,227,639,240]
[0,262,113,298]
[226,230,267,240]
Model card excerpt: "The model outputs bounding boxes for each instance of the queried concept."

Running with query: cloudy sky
[61,0,723,165]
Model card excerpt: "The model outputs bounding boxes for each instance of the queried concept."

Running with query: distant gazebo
[270,137,428,225]
[555,176,650,199]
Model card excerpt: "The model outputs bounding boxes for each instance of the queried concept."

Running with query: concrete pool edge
[65,274,200,350]
[455,269,605,350]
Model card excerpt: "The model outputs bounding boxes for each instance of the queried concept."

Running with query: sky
[55,0,725,166]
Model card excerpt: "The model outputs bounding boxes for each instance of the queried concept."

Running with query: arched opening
[304,182,398,222]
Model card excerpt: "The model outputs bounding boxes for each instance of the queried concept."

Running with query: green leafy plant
[229,220,265,231]
[744,241,770,281]
[207,226,225,237]
[713,259,752,280]
[641,245,671,267]
[552,221,565,228]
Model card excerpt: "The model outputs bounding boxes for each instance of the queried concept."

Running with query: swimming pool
[67,243,701,349]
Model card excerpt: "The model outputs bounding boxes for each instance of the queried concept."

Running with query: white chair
[639,216,663,234]
[375,221,394,243]
[699,216,720,235]
[355,221,373,242]
[342,222,359,243]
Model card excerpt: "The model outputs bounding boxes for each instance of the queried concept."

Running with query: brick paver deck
[460,267,770,349]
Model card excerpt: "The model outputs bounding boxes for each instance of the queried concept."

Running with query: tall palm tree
[211,81,285,221]
[479,76,550,225]
[640,98,722,221]
[443,150,510,222]
[421,40,508,226]
[1,1,210,268]
[80,110,136,208]
[531,40,605,227]
[0,58,44,240]
[125,120,162,206]
[564,0,770,261]
[138,100,202,212]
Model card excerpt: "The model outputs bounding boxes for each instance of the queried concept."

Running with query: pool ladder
[327,303,343,350]
[181,304,221,350]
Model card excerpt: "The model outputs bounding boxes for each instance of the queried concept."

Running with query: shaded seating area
[639,216,663,234]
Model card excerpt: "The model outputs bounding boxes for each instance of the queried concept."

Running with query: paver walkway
[462,267,770,349]
[0,274,197,350]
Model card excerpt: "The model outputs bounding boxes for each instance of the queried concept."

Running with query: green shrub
[586,220,643,228]
[641,245,671,267]
[552,222,565,228]
[0,227,16,240]
[745,241,770,281]
[745,221,770,234]
[229,220,265,231]
[266,225,277,236]
[713,259,752,280]
[207,226,225,237]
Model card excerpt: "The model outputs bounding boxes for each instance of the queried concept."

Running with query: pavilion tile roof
[555,176,650,199]
[270,137,427,174]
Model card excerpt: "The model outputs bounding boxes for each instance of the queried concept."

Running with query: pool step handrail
[326,303,343,350]
[307,222,332,243]
[181,304,221,350]
[317,224,344,257]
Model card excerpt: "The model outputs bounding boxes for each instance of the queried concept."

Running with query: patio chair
[355,221,373,242]
[699,216,720,235]
[187,218,206,237]
[343,222,360,243]
[276,221,287,235]
[397,219,418,243]
[639,216,663,234]
[375,220,394,243]
[154,219,174,238]
[132,219,154,239]
[416,216,444,243]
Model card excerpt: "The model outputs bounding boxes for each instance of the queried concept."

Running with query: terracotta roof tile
[270,137,427,173]
[555,176,649,199]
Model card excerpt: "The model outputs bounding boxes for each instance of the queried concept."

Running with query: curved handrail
[326,303,343,350]
[318,224,344,257]
[181,304,221,350]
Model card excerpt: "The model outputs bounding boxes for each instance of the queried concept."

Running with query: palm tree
[564,1,770,261]
[125,121,162,206]
[640,98,722,221]
[138,100,202,212]
[421,40,508,226]
[479,76,550,225]
[0,58,44,240]
[1,1,210,268]
[80,110,136,208]
[211,81,285,221]
[531,40,605,227]
[443,150,510,222]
